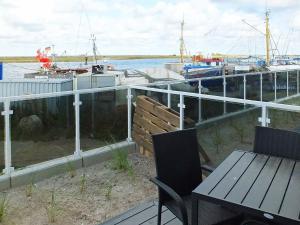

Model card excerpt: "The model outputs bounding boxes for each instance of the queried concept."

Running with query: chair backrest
[152,128,202,200]
[254,126,300,160]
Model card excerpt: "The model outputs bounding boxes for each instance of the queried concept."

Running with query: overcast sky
[0,0,300,56]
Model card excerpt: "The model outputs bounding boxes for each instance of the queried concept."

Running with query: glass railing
[10,95,75,169]
[226,76,244,99]
[196,102,259,165]
[0,68,299,175]
[269,108,300,131]
[276,72,288,99]
[201,78,224,97]
[246,74,261,101]
[262,72,275,102]
[288,71,297,97]
[80,90,128,151]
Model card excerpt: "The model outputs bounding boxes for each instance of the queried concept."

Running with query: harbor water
[2,58,178,79]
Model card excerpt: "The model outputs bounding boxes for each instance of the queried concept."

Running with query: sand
[0,153,157,225]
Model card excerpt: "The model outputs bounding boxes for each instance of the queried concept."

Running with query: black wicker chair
[150,128,242,225]
[241,125,299,225]
[254,126,300,160]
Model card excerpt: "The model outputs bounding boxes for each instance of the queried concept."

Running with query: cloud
[221,0,300,12]
[0,0,299,56]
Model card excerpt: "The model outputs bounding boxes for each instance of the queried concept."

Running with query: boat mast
[180,18,185,63]
[265,10,271,66]
[91,34,97,64]
[51,44,55,65]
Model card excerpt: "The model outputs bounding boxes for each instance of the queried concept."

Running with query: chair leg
[157,201,162,225]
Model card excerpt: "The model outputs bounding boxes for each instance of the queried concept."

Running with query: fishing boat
[246,10,300,71]
[184,54,224,77]
[24,46,90,78]
[161,19,233,89]
[23,35,149,88]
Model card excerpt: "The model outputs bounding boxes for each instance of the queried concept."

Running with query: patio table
[192,150,300,225]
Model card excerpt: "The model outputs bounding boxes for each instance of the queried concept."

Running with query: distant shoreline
[2,54,300,63]
[0,55,180,63]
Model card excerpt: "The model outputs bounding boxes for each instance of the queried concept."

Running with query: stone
[18,115,43,140]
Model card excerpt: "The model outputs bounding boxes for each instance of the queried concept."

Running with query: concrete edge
[0,175,11,191]
[82,141,136,167]
[9,141,136,189]
[11,154,82,188]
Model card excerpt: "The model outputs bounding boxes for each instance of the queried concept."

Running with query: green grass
[79,173,87,194]
[111,149,133,173]
[66,161,76,178]
[25,181,35,198]
[104,182,113,201]
[46,190,58,223]
[0,55,180,63]
[0,195,8,222]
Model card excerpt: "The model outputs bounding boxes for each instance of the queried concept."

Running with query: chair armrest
[201,164,215,173]
[150,177,188,224]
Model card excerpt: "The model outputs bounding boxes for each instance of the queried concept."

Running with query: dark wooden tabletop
[192,150,300,225]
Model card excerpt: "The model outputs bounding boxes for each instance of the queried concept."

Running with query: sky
[0,0,300,56]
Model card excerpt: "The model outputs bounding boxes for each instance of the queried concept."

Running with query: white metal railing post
[1,100,14,174]
[259,105,270,127]
[223,75,227,114]
[297,70,299,94]
[223,75,226,99]
[274,72,277,101]
[287,71,289,97]
[178,94,185,130]
[73,92,82,156]
[260,73,263,101]
[243,75,246,107]
[198,80,202,122]
[127,88,133,142]
[167,84,171,108]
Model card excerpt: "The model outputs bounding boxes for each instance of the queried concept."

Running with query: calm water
[3,58,178,79]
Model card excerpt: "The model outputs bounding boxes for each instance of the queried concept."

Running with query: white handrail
[0,69,299,103]
[130,85,300,112]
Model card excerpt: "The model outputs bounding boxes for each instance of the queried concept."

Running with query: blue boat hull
[184,68,223,87]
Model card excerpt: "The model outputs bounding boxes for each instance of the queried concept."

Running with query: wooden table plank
[260,158,295,214]
[193,150,300,225]
[193,151,245,195]
[279,161,300,221]
[225,154,269,204]
[242,156,282,209]
[209,152,256,199]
